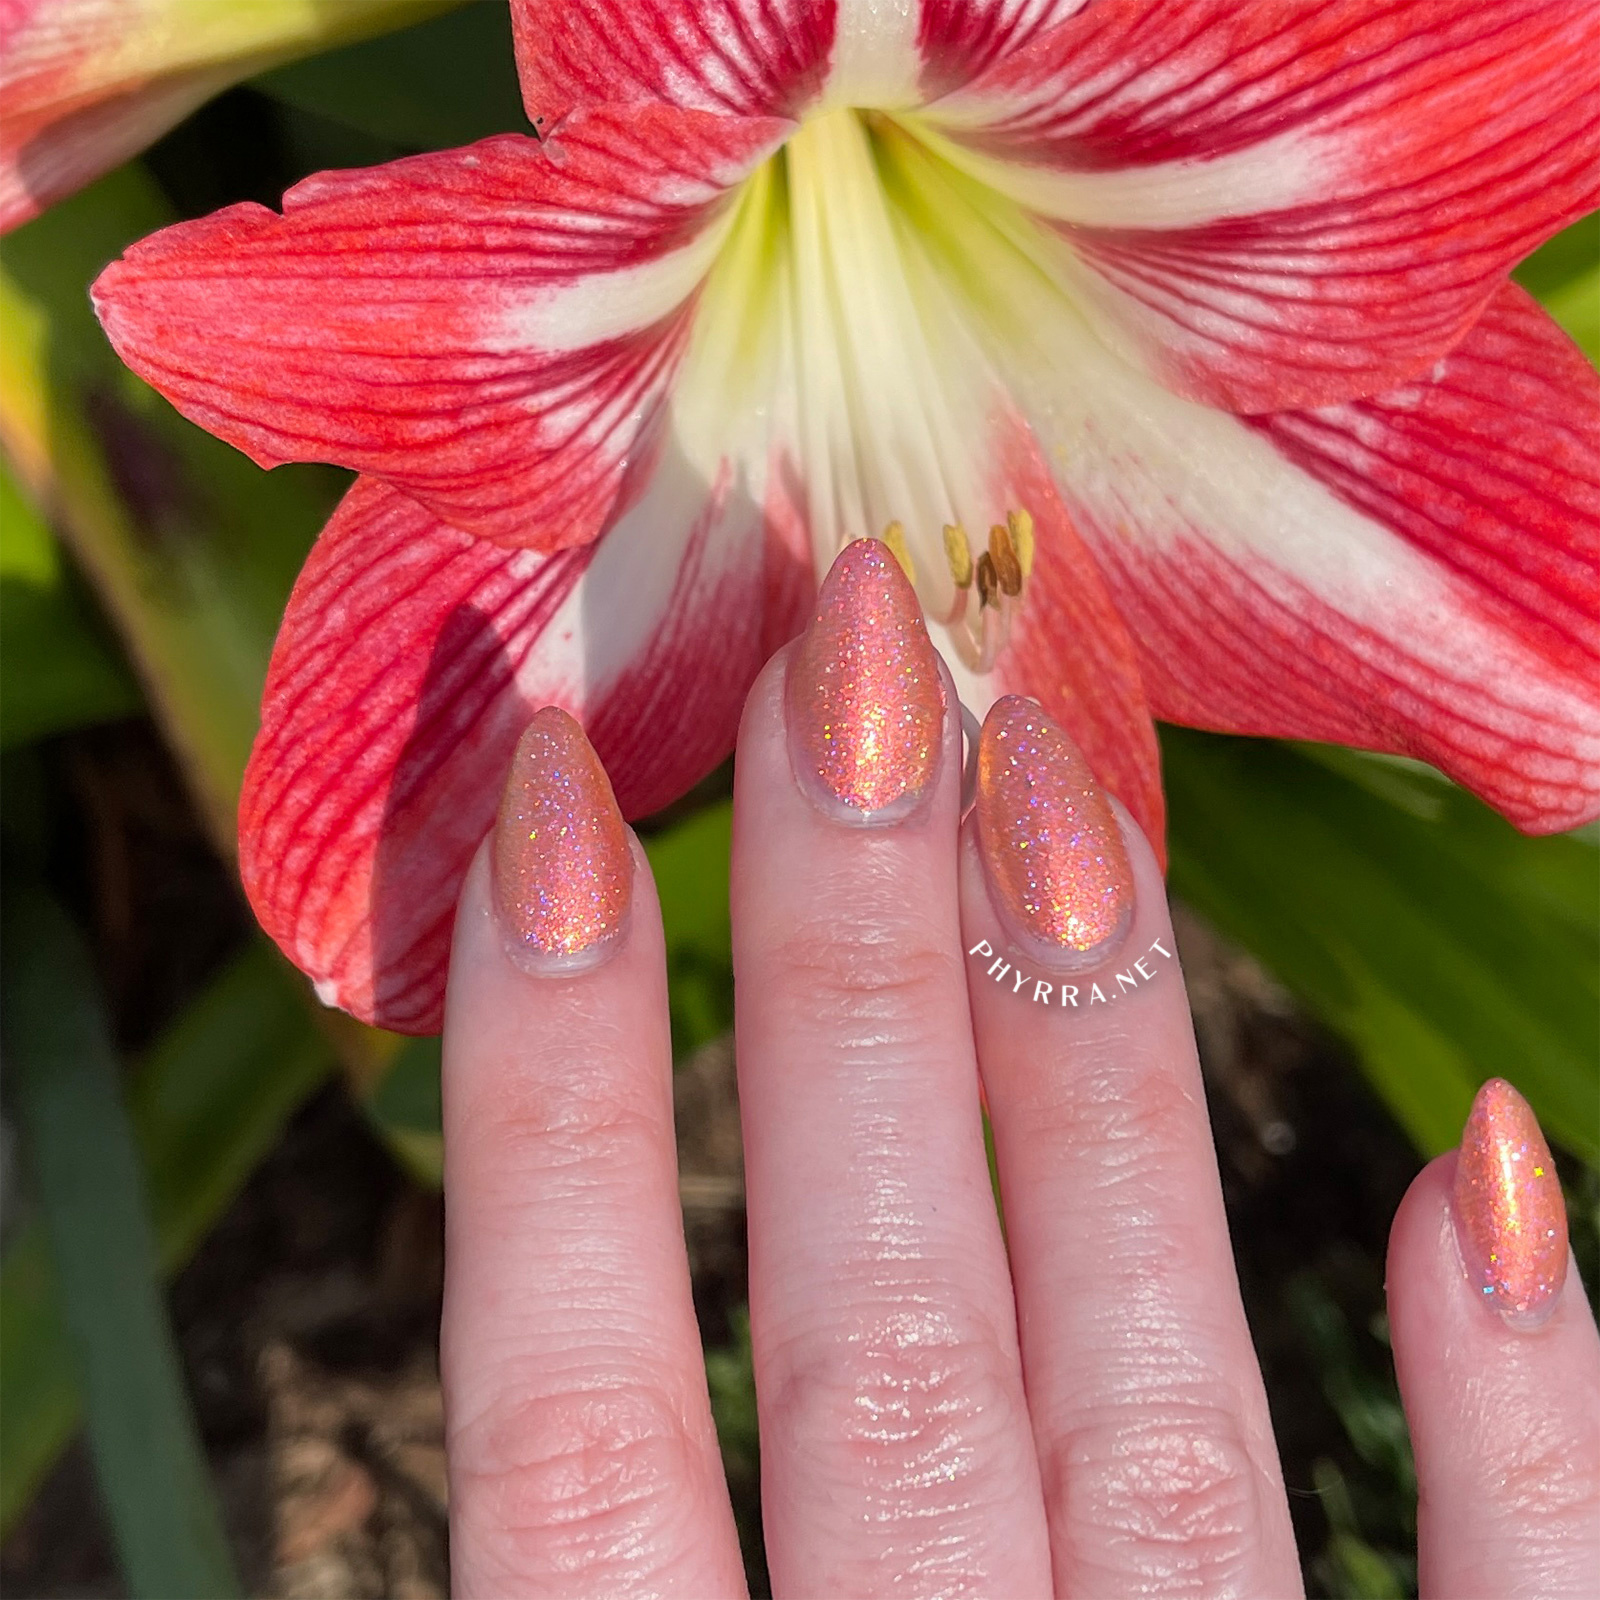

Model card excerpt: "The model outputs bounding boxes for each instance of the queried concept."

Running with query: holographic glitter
[974,696,1133,960]
[786,538,945,820]
[1453,1078,1568,1329]
[490,707,632,967]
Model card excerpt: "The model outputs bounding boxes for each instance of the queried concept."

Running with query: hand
[437,542,1599,1598]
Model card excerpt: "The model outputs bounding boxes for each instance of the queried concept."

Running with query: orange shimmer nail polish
[975,696,1133,963]
[491,707,632,970]
[786,538,945,822]
[1453,1078,1568,1329]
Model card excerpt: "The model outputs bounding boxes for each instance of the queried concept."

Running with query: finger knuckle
[766,1304,1022,1501]
[450,1378,702,1586]
[1044,1399,1268,1592]
[772,916,962,1042]
[491,1066,667,1177]
[1488,1409,1600,1527]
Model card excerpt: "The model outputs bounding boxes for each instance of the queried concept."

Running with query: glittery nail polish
[974,696,1133,966]
[786,537,945,823]
[1453,1078,1568,1330]
[490,707,632,973]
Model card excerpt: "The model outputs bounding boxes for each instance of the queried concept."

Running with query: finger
[1388,1083,1600,1599]
[440,709,745,1599]
[959,697,1301,1598]
[732,542,1052,1598]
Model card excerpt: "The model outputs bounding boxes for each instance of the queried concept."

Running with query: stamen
[989,523,1022,596]
[881,520,916,584]
[943,522,973,588]
[1007,508,1035,583]
[976,551,999,609]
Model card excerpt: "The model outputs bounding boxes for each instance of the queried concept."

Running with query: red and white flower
[91,0,1600,1032]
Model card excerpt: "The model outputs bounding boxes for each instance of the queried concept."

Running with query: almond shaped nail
[1453,1078,1568,1329]
[974,696,1133,965]
[786,538,945,822]
[491,707,632,972]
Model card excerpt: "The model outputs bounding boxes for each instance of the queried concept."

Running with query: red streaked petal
[915,0,1091,100]
[1,67,227,233]
[92,106,789,549]
[930,0,1600,412]
[949,406,1165,856]
[1000,282,1600,833]
[511,0,834,121]
[0,0,438,234]
[240,465,811,1034]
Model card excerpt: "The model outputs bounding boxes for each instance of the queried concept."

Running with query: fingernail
[786,537,945,823]
[1452,1078,1568,1330]
[490,707,632,974]
[974,696,1133,967]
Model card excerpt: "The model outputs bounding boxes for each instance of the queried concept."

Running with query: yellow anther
[943,522,973,588]
[989,523,1022,597]
[1007,507,1035,583]
[880,520,916,584]
[975,550,998,608]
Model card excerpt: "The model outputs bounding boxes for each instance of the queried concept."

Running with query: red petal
[240,469,811,1034]
[1,70,225,234]
[932,0,1600,412]
[1013,283,1600,833]
[91,106,789,549]
[982,409,1166,857]
[915,0,1093,99]
[511,0,835,122]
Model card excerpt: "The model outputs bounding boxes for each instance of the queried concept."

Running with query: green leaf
[0,940,333,1535]
[1514,212,1599,301]
[645,799,735,1060]
[1162,728,1599,1161]
[0,459,141,747]
[2,885,243,1596]
[1516,211,1599,365]
[254,2,529,150]
[1541,265,1599,367]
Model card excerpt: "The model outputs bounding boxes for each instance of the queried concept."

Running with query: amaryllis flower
[91,0,1600,1033]
[0,0,446,234]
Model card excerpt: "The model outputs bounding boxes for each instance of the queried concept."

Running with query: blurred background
[1,5,1596,1596]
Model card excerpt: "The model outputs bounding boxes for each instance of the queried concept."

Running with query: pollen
[1007,508,1035,582]
[881,520,917,584]
[989,522,1022,596]
[943,523,973,588]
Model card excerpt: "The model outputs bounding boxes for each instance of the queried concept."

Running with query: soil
[3,720,1436,1598]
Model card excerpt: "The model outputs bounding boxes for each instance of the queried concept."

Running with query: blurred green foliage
[0,941,333,1534]
[0,463,140,749]
[1164,732,1599,1162]
[3,885,244,1596]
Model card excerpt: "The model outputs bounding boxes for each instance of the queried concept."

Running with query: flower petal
[926,0,1600,412]
[1,0,443,234]
[510,0,835,120]
[241,461,812,1033]
[998,281,1600,832]
[915,0,1093,99]
[91,106,789,549]
[975,408,1165,854]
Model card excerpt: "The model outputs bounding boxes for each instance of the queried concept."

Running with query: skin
[440,647,1600,1598]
